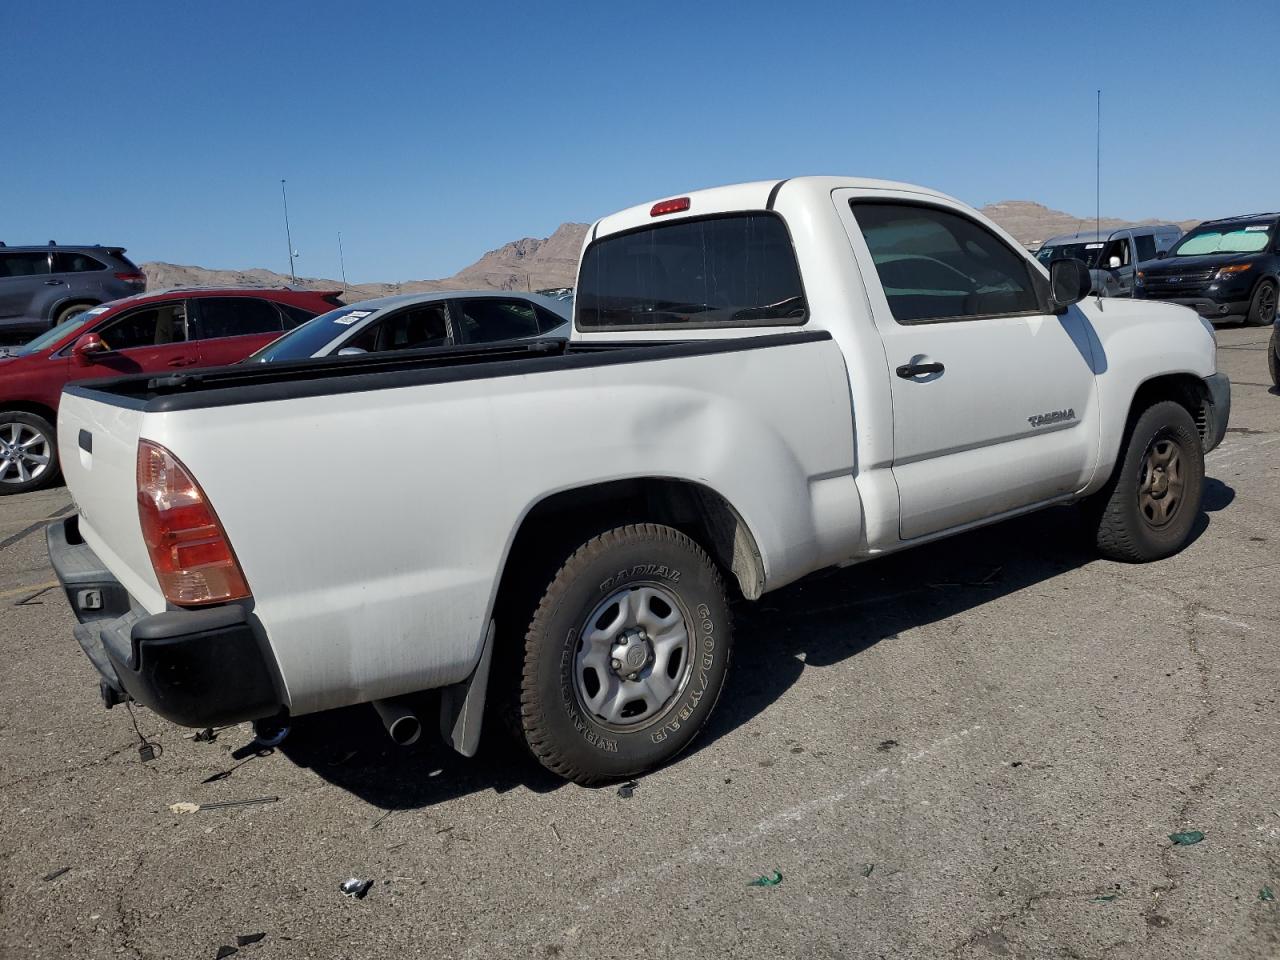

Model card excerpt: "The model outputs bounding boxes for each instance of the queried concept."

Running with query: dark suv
[1135,214,1279,326]
[0,243,146,343]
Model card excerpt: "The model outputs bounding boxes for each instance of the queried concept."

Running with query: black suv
[1135,213,1279,326]
[0,242,146,344]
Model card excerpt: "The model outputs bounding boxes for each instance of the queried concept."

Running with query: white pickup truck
[49,177,1230,785]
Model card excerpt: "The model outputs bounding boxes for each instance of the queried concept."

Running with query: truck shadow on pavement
[279,481,1233,809]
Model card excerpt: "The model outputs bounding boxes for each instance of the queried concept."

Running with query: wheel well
[50,298,99,320]
[1,401,58,429]
[495,478,765,618]
[1128,374,1210,444]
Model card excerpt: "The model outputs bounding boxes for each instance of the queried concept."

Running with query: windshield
[249,304,378,362]
[1035,243,1103,268]
[10,307,110,356]
[1170,223,1274,257]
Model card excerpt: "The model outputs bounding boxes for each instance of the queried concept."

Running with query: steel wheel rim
[572,582,695,731]
[0,422,52,486]
[1137,434,1185,528]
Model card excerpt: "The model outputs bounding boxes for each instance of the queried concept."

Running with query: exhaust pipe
[372,697,422,746]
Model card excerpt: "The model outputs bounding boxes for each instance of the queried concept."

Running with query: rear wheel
[1090,401,1204,562]
[53,302,95,327]
[0,412,59,495]
[516,523,732,785]
[1246,280,1277,327]
[1269,328,1279,388]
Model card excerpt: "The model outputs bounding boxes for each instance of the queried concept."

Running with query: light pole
[338,231,348,289]
[280,179,297,283]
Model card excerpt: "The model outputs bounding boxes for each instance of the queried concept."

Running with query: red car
[0,287,342,494]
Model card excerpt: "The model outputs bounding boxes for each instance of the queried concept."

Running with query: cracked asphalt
[1,326,1277,960]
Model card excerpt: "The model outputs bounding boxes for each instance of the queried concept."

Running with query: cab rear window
[576,213,807,330]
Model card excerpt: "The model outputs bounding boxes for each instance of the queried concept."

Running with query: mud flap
[439,620,494,757]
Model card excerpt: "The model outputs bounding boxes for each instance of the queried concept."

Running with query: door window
[0,252,51,277]
[195,298,286,339]
[344,303,450,352]
[1102,237,1132,268]
[852,202,1040,323]
[51,252,107,273]
[1134,235,1157,263]
[97,303,188,351]
[455,299,540,343]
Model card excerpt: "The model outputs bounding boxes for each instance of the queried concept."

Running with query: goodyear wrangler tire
[518,523,732,785]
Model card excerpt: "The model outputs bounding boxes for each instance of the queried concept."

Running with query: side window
[51,252,106,273]
[98,303,188,351]
[195,298,285,340]
[0,252,51,277]
[455,299,541,343]
[277,303,319,329]
[344,303,449,353]
[1134,235,1157,263]
[852,202,1040,323]
[533,305,568,334]
[1103,238,1132,268]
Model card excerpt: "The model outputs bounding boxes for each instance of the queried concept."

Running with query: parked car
[0,287,341,493]
[50,177,1229,786]
[0,243,146,342]
[249,291,570,363]
[1135,213,1280,326]
[1035,225,1181,297]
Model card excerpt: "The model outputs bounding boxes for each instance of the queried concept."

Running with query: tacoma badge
[1027,408,1077,428]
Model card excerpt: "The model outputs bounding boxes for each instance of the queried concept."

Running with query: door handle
[44,279,63,285]
[896,361,945,379]
[167,357,198,368]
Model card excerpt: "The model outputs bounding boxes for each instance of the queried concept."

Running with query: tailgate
[57,390,165,613]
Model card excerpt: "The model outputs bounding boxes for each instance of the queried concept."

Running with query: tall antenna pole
[337,231,348,289]
[280,179,297,283]
[1095,90,1101,241]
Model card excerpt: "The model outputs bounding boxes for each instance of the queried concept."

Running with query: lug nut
[611,659,622,670]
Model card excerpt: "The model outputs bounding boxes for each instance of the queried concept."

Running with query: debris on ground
[340,878,374,899]
[876,740,898,753]
[1260,886,1275,902]
[169,797,278,814]
[192,727,218,743]
[862,863,874,878]
[236,933,267,946]
[748,870,784,887]
[617,780,638,799]
[1090,894,1118,903]
[42,867,70,882]
[215,947,238,959]
[1168,830,1205,846]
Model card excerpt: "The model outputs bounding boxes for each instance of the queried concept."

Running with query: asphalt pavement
[1,326,1277,960]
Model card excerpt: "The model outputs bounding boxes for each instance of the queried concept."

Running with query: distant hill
[141,200,1203,297]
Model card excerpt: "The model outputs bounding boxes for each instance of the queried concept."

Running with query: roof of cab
[1040,224,1183,246]
[588,176,967,243]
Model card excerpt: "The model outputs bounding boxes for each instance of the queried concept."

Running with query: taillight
[650,197,691,217]
[137,440,250,606]
[115,271,146,285]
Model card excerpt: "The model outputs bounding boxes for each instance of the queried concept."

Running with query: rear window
[576,213,807,330]
[52,251,106,273]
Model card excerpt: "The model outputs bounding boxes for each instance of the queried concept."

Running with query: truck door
[835,191,1100,541]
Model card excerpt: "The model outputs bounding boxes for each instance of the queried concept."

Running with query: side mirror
[1156,249,1168,259]
[71,333,109,365]
[336,347,367,357]
[1107,255,1122,269]
[1048,258,1092,313]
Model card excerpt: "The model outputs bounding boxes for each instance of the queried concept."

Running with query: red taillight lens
[115,271,145,284]
[650,197,691,217]
[137,441,250,606]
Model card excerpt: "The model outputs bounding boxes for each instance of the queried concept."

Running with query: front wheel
[1269,328,1279,389]
[1246,280,1277,327]
[1090,401,1204,562]
[0,411,59,495]
[517,523,732,785]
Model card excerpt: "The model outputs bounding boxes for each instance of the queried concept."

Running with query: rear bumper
[1203,373,1231,454]
[47,515,283,727]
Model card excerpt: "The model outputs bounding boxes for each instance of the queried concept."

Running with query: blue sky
[4,0,1277,283]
